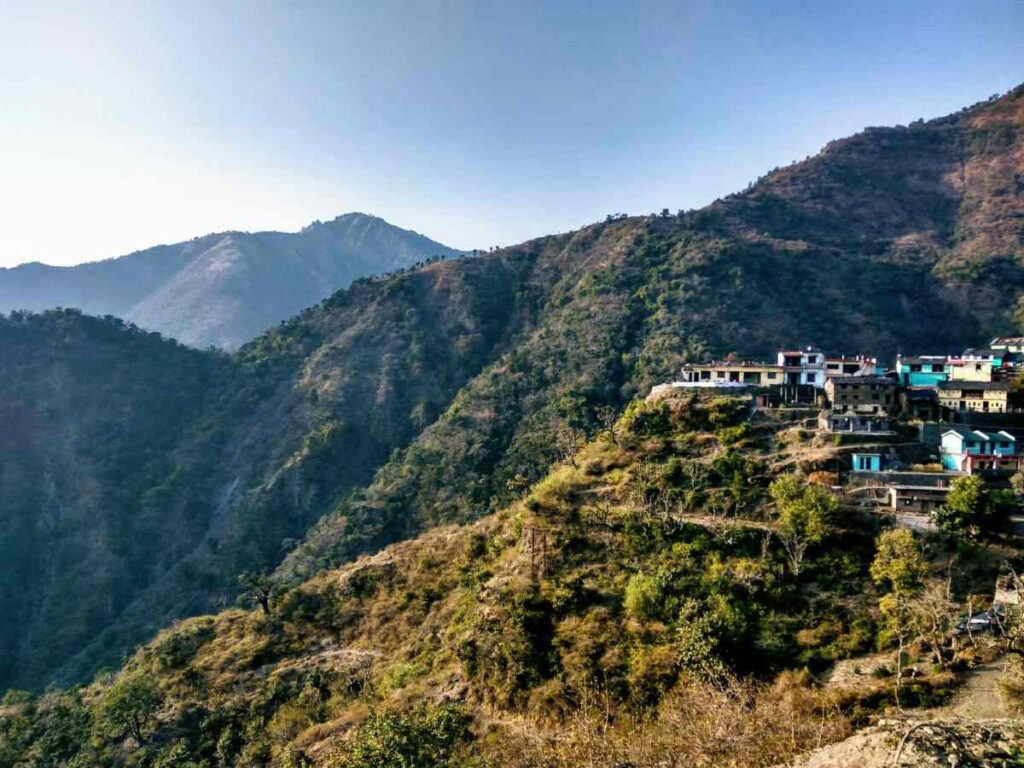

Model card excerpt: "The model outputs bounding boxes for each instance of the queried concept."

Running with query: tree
[96,671,161,747]
[554,424,587,469]
[238,571,277,616]
[934,475,1001,541]
[870,528,926,595]
[870,529,928,711]
[768,476,836,576]
[595,404,620,446]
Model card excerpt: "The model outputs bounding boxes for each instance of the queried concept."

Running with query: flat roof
[682,361,781,368]
[829,375,894,385]
[937,380,1010,391]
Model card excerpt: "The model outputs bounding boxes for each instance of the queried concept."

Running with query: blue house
[895,355,948,387]
[851,453,882,472]
[940,427,1019,473]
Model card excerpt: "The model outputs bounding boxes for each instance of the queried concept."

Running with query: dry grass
[485,672,851,768]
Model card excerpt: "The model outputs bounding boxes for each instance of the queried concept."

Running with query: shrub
[624,573,661,622]
[332,704,469,768]
[95,671,162,746]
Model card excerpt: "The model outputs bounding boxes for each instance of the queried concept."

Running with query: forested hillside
[2,394,1018,766]
[1,84,1023,696]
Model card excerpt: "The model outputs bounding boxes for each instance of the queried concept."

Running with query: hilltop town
[651,338,1024,533]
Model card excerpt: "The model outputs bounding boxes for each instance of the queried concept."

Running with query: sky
[0,1,1022,267]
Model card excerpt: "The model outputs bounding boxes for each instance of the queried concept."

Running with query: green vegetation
[934,475,1013,541]
[0,395,892,766]
[3,85,1024,717]
[2,391,1022,765]
[769,475,838,575]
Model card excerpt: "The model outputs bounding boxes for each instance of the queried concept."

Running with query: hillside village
[654,337,1024,532]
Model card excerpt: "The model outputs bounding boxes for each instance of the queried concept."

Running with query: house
[851,452,883,472]
[937,380,1012,414]
[818,412,892,433]
[889,483,950,514]
[824,375,897,415]
[900,387,940,421]
[824,356,881,378]
[991,337,1024,355]
[679,361,784,386]
[819,375,897,434]
[778,347,826,387]
[940,426,1021,474]
[895,355,948,387]
[850,447,903,472]
[947,356,994,383]
[963,347,1006,368]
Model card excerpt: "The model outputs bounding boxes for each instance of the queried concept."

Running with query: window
[806,373,817,383]
[767,372,777,380]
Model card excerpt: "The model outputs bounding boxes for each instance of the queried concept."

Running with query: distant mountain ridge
[0,213,464,349]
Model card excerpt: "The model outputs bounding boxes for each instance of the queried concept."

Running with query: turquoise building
[851,452,882,472]
[895,355,948,387]
[940,427,1017,472]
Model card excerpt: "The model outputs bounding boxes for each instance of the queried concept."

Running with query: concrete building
[679,361,784,386]
[937,380,1012,414]
[818,412,892,433]
[824,375,897,415]
[778,347,826,387]
[824,356,881,378]
[895,355,948,387]
[991,337,1024,355]
[889,483,950,515]
[947,357,994,383]
[940,427,1020,474]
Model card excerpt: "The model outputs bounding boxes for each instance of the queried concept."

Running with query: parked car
[954,606,1007,635]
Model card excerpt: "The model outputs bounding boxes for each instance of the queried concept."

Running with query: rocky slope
[0,213,464,349]
[1,84,1024,696]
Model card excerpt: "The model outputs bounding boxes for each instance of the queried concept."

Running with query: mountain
[0,213,465,349]
[0,84,1023,700]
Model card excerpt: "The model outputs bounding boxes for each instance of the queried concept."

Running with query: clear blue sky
[1,0,1022,266]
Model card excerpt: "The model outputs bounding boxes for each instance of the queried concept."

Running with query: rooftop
[937,380,1011,391]
[681,360,781,369]
[941,426,1016,441]
[829,375,895,385]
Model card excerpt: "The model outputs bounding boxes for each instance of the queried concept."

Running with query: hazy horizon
[1,0,1022,268]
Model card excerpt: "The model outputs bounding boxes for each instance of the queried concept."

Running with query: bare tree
[555,424,587,469]
[595,405,620,446]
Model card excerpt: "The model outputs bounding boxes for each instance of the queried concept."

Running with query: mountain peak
[0,215,463,349]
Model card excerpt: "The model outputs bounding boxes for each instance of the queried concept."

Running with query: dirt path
[924,660,1010,719]
[672,513,777,533]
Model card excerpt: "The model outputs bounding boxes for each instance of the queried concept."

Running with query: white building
[777,347,826,388]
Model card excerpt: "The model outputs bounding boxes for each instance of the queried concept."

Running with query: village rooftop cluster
[652,337,1024,526]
